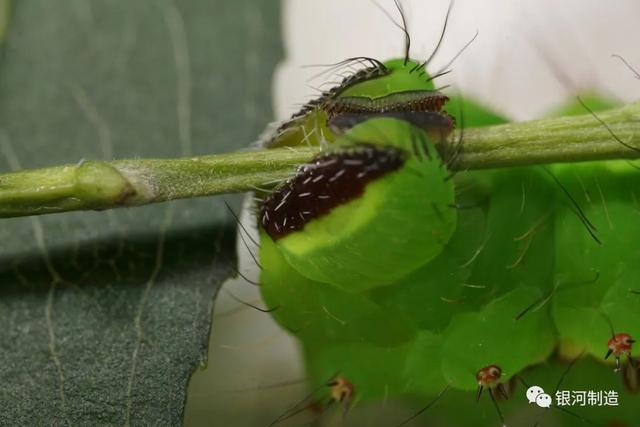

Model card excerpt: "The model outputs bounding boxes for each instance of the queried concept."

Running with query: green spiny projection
[257,58,640,425]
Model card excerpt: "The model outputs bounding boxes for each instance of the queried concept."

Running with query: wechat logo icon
[527,385,552,408]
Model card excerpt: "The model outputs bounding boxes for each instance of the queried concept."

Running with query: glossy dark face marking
[329,111,453,136]
[326,91,454,142]
[327,91,449,116]
[260,145,406,241]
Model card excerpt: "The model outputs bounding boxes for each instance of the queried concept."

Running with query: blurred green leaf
[0,1,281,425]
[552,161,640,360]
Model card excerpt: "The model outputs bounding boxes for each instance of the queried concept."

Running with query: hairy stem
[458,100,640,169]
[0,101,639,218]
[0,148,317,218]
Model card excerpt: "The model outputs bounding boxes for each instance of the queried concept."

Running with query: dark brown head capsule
[326,90,455,141]
[326,90,449,117]
[322,90,456,169]
[259,144,406,241]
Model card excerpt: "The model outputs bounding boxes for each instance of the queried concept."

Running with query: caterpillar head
[266,57,454,153]
[259,117,456,291]
[260,44,459,292]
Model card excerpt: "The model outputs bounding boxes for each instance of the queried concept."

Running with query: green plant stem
[0,101,639,218]
[0,148,318,218]
[459,100,640,169]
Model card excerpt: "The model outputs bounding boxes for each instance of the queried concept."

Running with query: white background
[185,1,640,426]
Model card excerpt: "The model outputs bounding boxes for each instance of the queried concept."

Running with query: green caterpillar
[255,11,640,427]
